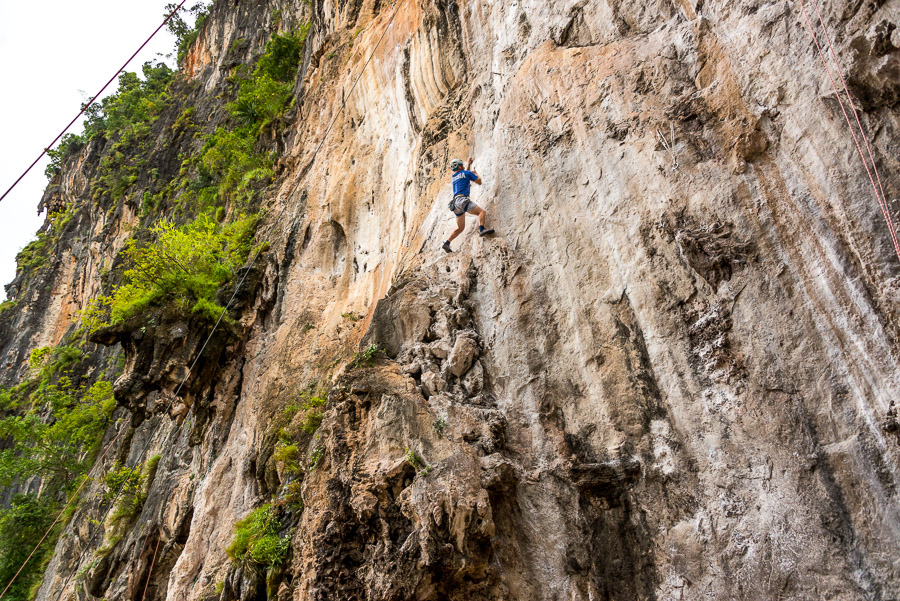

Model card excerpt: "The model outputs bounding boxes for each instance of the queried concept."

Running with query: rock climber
[442,157,493,253]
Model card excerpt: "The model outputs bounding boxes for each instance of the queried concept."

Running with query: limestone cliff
[2,0,900,600]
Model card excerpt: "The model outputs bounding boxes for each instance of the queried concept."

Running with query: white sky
[0,1,190,300]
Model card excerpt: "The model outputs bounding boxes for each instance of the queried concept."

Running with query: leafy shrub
[15,234,50,273]
[14,205,79,284]
[226,504,289,566]
[256,29,307,82]
[83,63,174,143]
[103,454,160,528]
[272,444,301,476]
[299,388,327,434]
[87,211,258,328]
[0,341,116,596]
[166,2,211,64]
[405,447,424,470]
[225,29,307,133]
[0,378,115,491]
[31,345,83,384]
[45,133,87,179]
[103,461,144,502]
[351,345,381,368]
[0,494,58,601]
[0,300,17,317]
[76,62,175,203]
[28,346,53,372]
[195,127,273,201]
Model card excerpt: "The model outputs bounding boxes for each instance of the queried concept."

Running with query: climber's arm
[468,158,482,185]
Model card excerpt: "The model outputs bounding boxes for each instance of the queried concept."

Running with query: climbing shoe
[442,241,452,253]
[479,227,495,237]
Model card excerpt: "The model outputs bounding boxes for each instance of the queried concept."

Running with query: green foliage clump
[15,234,50,273]
[83,64,175,142]
[190,127,273,205]
[226,29,307,133]
[272,444,301,475]
[299,387,327,434]
[405,447,424,470]
[0,377,115,491]
[96,455,161,557]
[257,30,307,82]
[0,342,117,595]
[0,494,58,601]
[351,345,381,369]
[175,28,308,212]
[226,504,289,566]
[165,2,211,64]
[85,211,259,329]
[84,63,175,200]
[0,300,17,318]
[14,204,79,281]
[28,346,53,372]
[45,133,87,179]
[102,454,160,529]
[28,345,83,386]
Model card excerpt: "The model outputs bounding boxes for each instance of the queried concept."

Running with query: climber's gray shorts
[452,195,478,217]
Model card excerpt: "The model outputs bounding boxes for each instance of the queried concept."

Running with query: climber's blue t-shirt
[452,170,478,197]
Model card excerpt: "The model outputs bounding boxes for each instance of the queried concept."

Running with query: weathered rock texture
[2,0,900,599]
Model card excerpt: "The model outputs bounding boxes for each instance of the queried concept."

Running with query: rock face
[2,0,900,599]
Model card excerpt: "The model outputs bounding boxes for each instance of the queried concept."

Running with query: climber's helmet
[450,158,464,171]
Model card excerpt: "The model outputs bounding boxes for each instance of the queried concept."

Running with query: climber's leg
[468,205,494,236]
[448,214,466,241]
[468,205,487,227]
[444,214,467,252]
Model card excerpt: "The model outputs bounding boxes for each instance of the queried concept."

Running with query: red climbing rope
[808,0,900,254]
[797,0,900,264]
[141,538,161,601]
[0,0,190,204]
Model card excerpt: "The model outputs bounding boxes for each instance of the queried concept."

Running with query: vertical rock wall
[4,0,899,599]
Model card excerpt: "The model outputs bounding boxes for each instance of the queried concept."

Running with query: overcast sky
[0,0,190,300]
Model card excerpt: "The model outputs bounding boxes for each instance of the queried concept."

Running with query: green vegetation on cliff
[166,2,212,64]
[0,9,310,598]
[177,28,307,210]
[0,343,117,600]
[85,211,259,330]
[226,503,290,566]
[0,495,58,601]
[77,28,306,330]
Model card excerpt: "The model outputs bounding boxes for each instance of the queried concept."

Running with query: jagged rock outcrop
[1,0,899,600]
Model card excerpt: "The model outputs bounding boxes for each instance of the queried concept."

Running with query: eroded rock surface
[1,0,899,600]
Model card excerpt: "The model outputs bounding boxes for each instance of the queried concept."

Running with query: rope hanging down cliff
[0,0,190,204]
[797,0,900,264]
[0,3,405,599]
